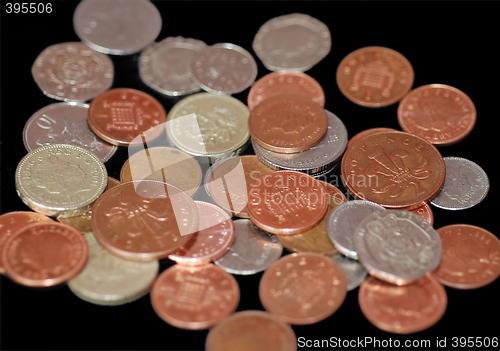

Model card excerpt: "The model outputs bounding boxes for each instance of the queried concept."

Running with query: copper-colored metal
[359,275,447,334]
[2,222,88,287]
[247,170,329,235]
[88,88,166,146]
[341,130,446,209]
[347,127,395,148]
[259,252,347,325]
[432,224,500,289]
[150,263,239,330]
[247,71,325,111]
[336,46,414,107]
[397,84,476,146]
[408,203,434,225]
[248,95,328,153]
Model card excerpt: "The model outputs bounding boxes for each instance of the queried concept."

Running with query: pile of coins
[1,1,499,350]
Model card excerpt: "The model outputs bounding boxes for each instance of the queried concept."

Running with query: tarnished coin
[331,253,368,291]
[23,102,117,162]
[354,210,442,285]
[31,42,114,101]
[191,43,258,95]
[214,219,283,275]
[73,0,162,55]
[139,36,207,96]
[252,13,331,72]
[430,156,489,210]
[15,144,108,218]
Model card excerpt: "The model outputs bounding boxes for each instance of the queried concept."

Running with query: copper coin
[397,84,476,146]
[247,71,325,111]
[2,222,88,287]
[341,130,445,209]
[259,252,347,325]
[247,170,329,235]
[205,310,297,351]
[248,95,328,153]
[88,88,166,146]
[408,203,434,225]
[432,224,500,289]
[91,180,198,261]
[359,275,447,334]
[150,263,239,330]
[347,127,395,148]
[0,211,53,274]
[337,46,414,107]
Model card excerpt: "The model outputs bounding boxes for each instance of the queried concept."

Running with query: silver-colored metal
[15,144,108,218]
[68,232,159,306]
[331,253,367,291]
[430,156,489,210]
[139,36,207,96]
[326,200,386,260]
[214,219,283,275]
[31,42,114,101]
[73,0,162,55]
[354,210,442,285]
[191,43,258,95]
[23,102,117,163]
[252,13,331,72]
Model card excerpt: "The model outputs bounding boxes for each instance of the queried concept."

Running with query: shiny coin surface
[23,102,117,162]
[191,43,258,95]
[214,219,283,275]
[430,156,489,210]
[252,13,331,72]
[259,252,346,325]
[354,210,442,285]
[150,263,239,330]
[337,46,414,107]
[73,0,162,55]
[432,224,500,289]
[205,310,297,351]
[15,144,108,218]
[359,275,447,334]
[408,203,434,225]
[347,127,395,149]
[139,36,207,96]
[249,95,328,153]
[68,232,159,305]
[31,42,114,101]
[398,84,476,146]
[2,222,88,287]
[331,253,368,291]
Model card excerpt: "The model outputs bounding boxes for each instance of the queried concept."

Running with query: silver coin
[139,36,207,96]
[23,102,117,163]
[191,43,258,95]
[354,210,442,285]
[331,253,368,291]
[31,42,114,101]
[252,110,347,175]
[326,200,386,260]
[430,156,489,210]
[68,232,159,306]
[252,13,331,72]
[214,219,283,275]
[73,0,162,55]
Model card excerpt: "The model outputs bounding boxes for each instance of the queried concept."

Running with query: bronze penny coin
[2,222,88,287]
[341,130,445,209]
[359,275,447,334]
[397,84,476,146]
[247,71,325,111]
[347,127,395,148]
[432,224,500,289]
[337,46,414,107]
[88,88,166,146]
[150,263,239,330]
[259,252,347,325]
[91,180,198,261]
[248,95,328,153]
[408,202,434,225]
[247,170,329,235]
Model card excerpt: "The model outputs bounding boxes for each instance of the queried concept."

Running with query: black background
[1,1,499,350]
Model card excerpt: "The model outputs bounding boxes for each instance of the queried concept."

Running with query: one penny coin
[248,95,328,153]
[397,84,476,146]
[337,46,414,107]
[432,224,500,289]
